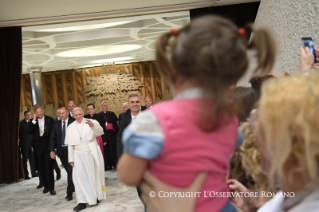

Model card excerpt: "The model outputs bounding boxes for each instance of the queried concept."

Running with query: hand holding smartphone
[302,37,317,63]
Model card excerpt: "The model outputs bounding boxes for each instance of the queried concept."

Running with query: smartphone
[302,37,317,63]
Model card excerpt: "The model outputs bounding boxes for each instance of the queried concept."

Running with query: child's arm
[118,152,148,186]
[118,110,164,186]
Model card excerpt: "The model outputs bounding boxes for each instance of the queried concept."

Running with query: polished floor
[0,167,144,212]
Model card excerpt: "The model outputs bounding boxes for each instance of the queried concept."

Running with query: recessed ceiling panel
[57,44,142,57]
[21,11,190,72]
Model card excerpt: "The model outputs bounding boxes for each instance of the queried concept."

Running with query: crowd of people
[18,14,319,212]
[18,97,154,211]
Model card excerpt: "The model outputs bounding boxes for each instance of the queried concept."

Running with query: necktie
[62,121,66,145]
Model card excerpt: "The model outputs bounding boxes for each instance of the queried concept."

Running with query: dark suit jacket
[49,118,74,158]
[27,115,54,151]
[19,119,33,150]
[84,113,107,136]
[117,112,132,159]
[68,113,75,122]
[119,112,125,125]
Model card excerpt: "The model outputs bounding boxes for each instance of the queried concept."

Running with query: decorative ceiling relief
[22,11,190,74]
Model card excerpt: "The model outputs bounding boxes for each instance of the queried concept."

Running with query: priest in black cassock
[98,101,119,170]
[84,104,106,156]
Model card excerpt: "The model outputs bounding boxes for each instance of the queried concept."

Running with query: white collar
[131,112,140,120]
[38,116,44,121]
[62,118,68,123]
[174,88,204,99]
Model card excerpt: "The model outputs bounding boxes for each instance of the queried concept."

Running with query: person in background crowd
[299,46,319,73]
[232,87,260,123]
[118,15,276,212]
[119,102,129,125]
[253,72,319,212]
[84,103,106,158]
[145,96,153,108]
[65,107,106,212]
[19,111,37,180]
[98,101,118,171]
[117,94,142,159]
[50,107,75,201]
[54,109,60,122]
[27,104,56,195]
[68,101,76,121]
[125,95,147,115]
[122,102,129,112]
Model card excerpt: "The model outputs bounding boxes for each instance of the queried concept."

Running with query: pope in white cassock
[65,107,106,212]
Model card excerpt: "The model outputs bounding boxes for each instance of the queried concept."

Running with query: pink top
[149,99,238,212]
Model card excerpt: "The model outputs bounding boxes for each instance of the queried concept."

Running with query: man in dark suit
[50,107,75,200]
[19,111,37,179]
[54,109,60,122]
[117,94,142,159]
[125,95,147,116]
[98,101,119,170]
[119,102,128,126]
[117,94,144,208]
[27,104,56,195]
[145,96,153,108]
[84,103,107,133]
[68,101,76,121]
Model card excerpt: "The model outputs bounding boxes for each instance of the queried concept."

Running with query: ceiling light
[57,45,141,57]
[93,57,133,63]
[35,21,132,32]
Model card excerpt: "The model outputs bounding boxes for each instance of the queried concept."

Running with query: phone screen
[302,37,317,63]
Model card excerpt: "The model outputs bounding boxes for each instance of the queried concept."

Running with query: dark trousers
[20,146,36,177]
[104,130,117,169]
[53,159,61,176]
[34,137,55,190]
[60,147,75,195]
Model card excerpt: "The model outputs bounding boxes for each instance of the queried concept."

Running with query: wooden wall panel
[50,74,59,107]
[20,62,170,109]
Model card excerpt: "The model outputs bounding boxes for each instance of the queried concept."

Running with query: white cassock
[65,118,106,205]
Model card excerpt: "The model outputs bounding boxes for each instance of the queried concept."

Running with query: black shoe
[32,172,39,177]
[56,173,61,180]
[37,184,44,189]
[50,190,56,195]
[43,188,49,194]
[65,194,73,201]
[25,176,31,180]
[73,203,86,211]
[97,199,100,204]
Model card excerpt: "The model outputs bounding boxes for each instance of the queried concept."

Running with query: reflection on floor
[0,169,144,212]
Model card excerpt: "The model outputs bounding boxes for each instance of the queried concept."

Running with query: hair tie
[171,28,178,37]
[238,28,247,38]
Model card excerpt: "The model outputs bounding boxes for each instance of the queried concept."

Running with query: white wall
[237,0,319,86]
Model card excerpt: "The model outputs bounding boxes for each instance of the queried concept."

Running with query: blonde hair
[239,122,269,189]
[258,72,319,188]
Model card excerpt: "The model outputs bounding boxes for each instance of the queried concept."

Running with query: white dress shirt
[32,117,45,136]
[131,112,140,122]
[61,118,69,131]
